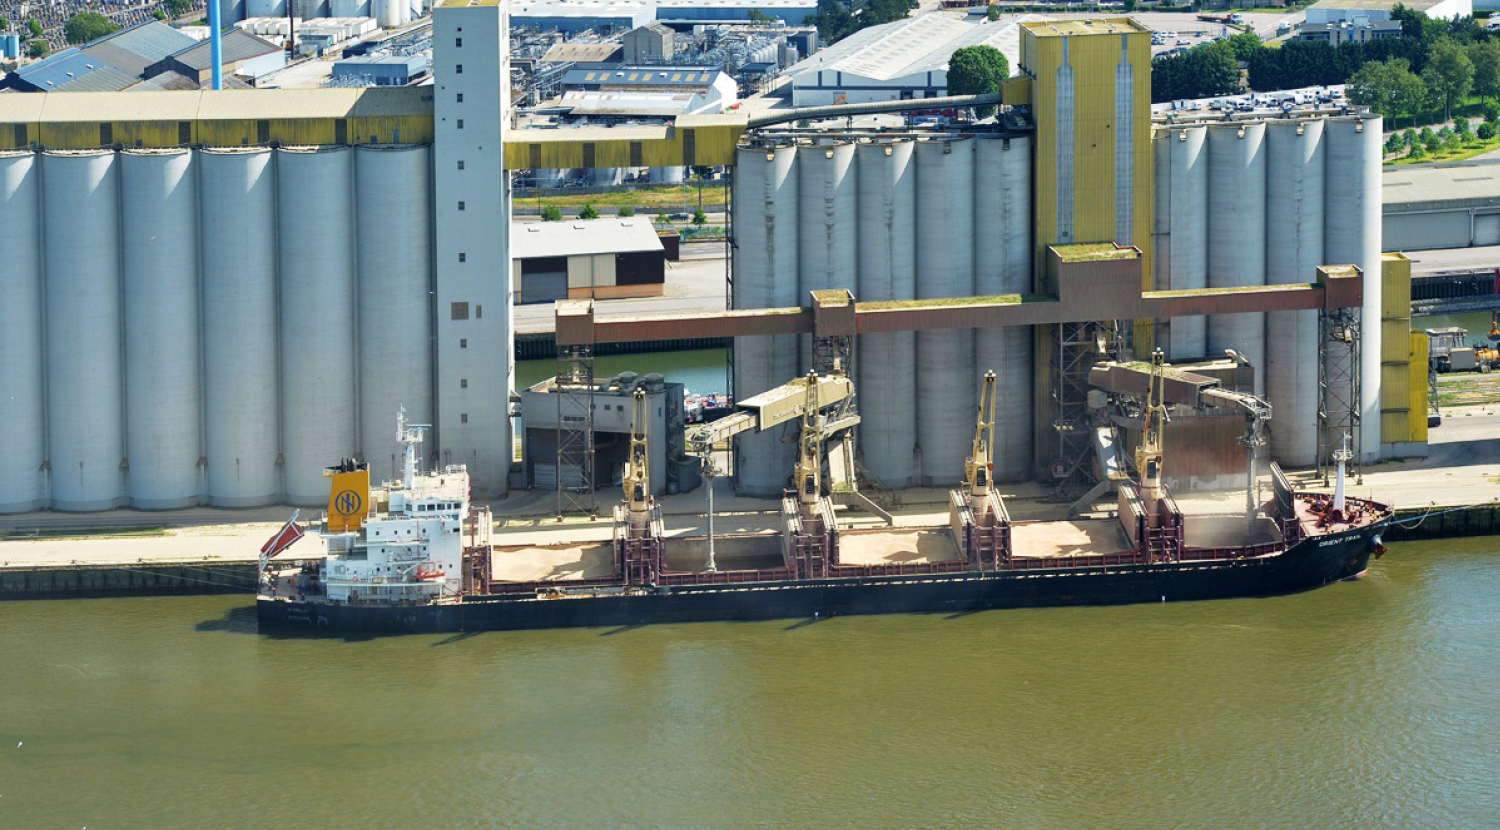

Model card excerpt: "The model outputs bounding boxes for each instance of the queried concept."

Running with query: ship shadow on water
[193,603,383,642]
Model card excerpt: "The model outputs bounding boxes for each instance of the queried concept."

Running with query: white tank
[854,140,916,488]
[377,0,402,27]
[649,166,685,184]
[796,141,856,371]
[1324,116,1384,462]
[1163,125,1208,360]
[589,167,623,186]
[43,151,124,511]
[732,145,799,496]
[0,151,45,513]
[974,135,1033,483]
[1263,120,1325,467]
[278,146,358,505]
[914,138,976,485]
[121,150,202,509]
[248,0,287,16]
[356,146,433,484]
[1205,122,1266,395]
[201,148,280,506]
[330,0,358,17]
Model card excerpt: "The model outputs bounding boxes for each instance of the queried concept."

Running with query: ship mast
[966,370,997,514]
[396,407,430,492]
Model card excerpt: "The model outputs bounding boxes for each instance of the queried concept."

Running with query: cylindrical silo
[356,145,433,484]
[0,151,45,513]
[1263,119,1325,467]
[1165,124,1208,361]
[1324,115,1384,463]
[43,150,124,511]
[973,135,1033,483]
[120,149,202,509]
[914,137,976,485]
[650,166,685,184]
[1205,122,1266,396]
[732,144,799,496]
[278,146,358,505]
[855,140,916,488]
[796,141,856,371]
[202,148,280,506]
[589,167,623,187]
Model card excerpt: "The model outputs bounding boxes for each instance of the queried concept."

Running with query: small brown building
[513,218,667,304]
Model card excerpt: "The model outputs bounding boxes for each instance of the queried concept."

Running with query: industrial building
[0,5,1412,515]
[1382,160,1500,251]
[514,218,667,303]
[784,14,1032,106]
[1305,0,1472,23]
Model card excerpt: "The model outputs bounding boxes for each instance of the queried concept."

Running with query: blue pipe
[208,0,222,90]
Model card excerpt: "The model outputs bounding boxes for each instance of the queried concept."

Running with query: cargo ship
[257,360,1391,635]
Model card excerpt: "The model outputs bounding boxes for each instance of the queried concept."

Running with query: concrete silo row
[731,134,1034,495]
[1154,114,1384,467]
[0,145,435,514]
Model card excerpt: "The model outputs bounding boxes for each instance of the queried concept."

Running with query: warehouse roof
[540,42,623,63]
[564,65,728,88]
[1020,17,1150,37]
[1383,160,1500,212]
[510,0,651,19]
[786,14,1037,82]
[166,29,280,70]
[558,89,698,116]
[1309,0,1446,11]
[515,218,664,258]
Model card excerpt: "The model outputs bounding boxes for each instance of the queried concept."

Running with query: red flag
[260,516,305,559]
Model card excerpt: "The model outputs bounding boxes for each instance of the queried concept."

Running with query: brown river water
[1,537,1497,829]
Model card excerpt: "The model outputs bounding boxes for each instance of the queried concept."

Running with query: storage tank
[590,167,623,186]
[974,135,1032,483]
[120,150,202,508]
[1163,125,1208,360]
[201,148,280,506]
[377,0,402,26]
[356,145,433,484]
[1263,120,1325,467]
[796,141,856,371]
[248,0,287,16]
[43,151,124,511]
[1205,122,1266,395]
[278,146,358,505]
[914,137,976,484]
[1324,115,1383,462]
[650,165,685,184]
[732,144,799,496]
[0,151,45,513]
[854,140,916,488]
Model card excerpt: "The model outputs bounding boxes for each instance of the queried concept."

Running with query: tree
[27,18,42,39]
[0,17,10,31]
[1471,40,1500,102]
[579,203,599,220]
[947,45,1009,118]
[1486,100,1500,122]
[164,0,193,18]
[1123,0,1137,11]
[986,4,1000,21]
[1385,133,1404,155]
[1348,57,1426,126]
[806,0,854,44]
[1422,38,1474,121]
[746,8,772,23]
[540,205,563,221]
[1480,122,1496,139]
[618,206,636,217]
[152,10,166,20]
[863,0,910,27]
[1456,116,1473,137]
[1402,127,1417,146]
[26,39,48,58]
[692,208,707,226]
[64,12,120,45]
[1153,41,1240,103]
[1222,31,1262,64]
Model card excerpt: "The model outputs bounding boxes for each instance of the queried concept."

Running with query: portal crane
[1135,349,1169,518]
[623,388,652,531]
[794,372,824,518]
[965,371,997,514]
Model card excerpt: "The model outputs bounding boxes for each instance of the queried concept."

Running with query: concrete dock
[5,407,1500,598]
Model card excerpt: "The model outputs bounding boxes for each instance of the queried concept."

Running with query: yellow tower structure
[1019,18,1154,290]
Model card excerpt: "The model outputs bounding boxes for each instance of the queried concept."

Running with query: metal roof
[510,1,652,19]
[0,87,432,122]
[13,51,138,92]
[1020,17,1150,37]
[786,14,1039,83]
[1383,160,1500,213]
[101,22,199,64]
[514,218,665,259]
[564,65,726,88]
[559,89,696,116]
[539,42,623,63]
[1310,0,1444,10]
[167,30,280,70]
[124,71,253,91]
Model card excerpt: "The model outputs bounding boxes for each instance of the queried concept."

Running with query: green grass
[521,184,727,211]
[1387,136,1500,165]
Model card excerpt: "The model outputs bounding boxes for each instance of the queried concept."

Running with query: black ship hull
[257,525,1385,635]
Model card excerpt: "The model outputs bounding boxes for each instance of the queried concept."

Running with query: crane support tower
[949,370,1014,570]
